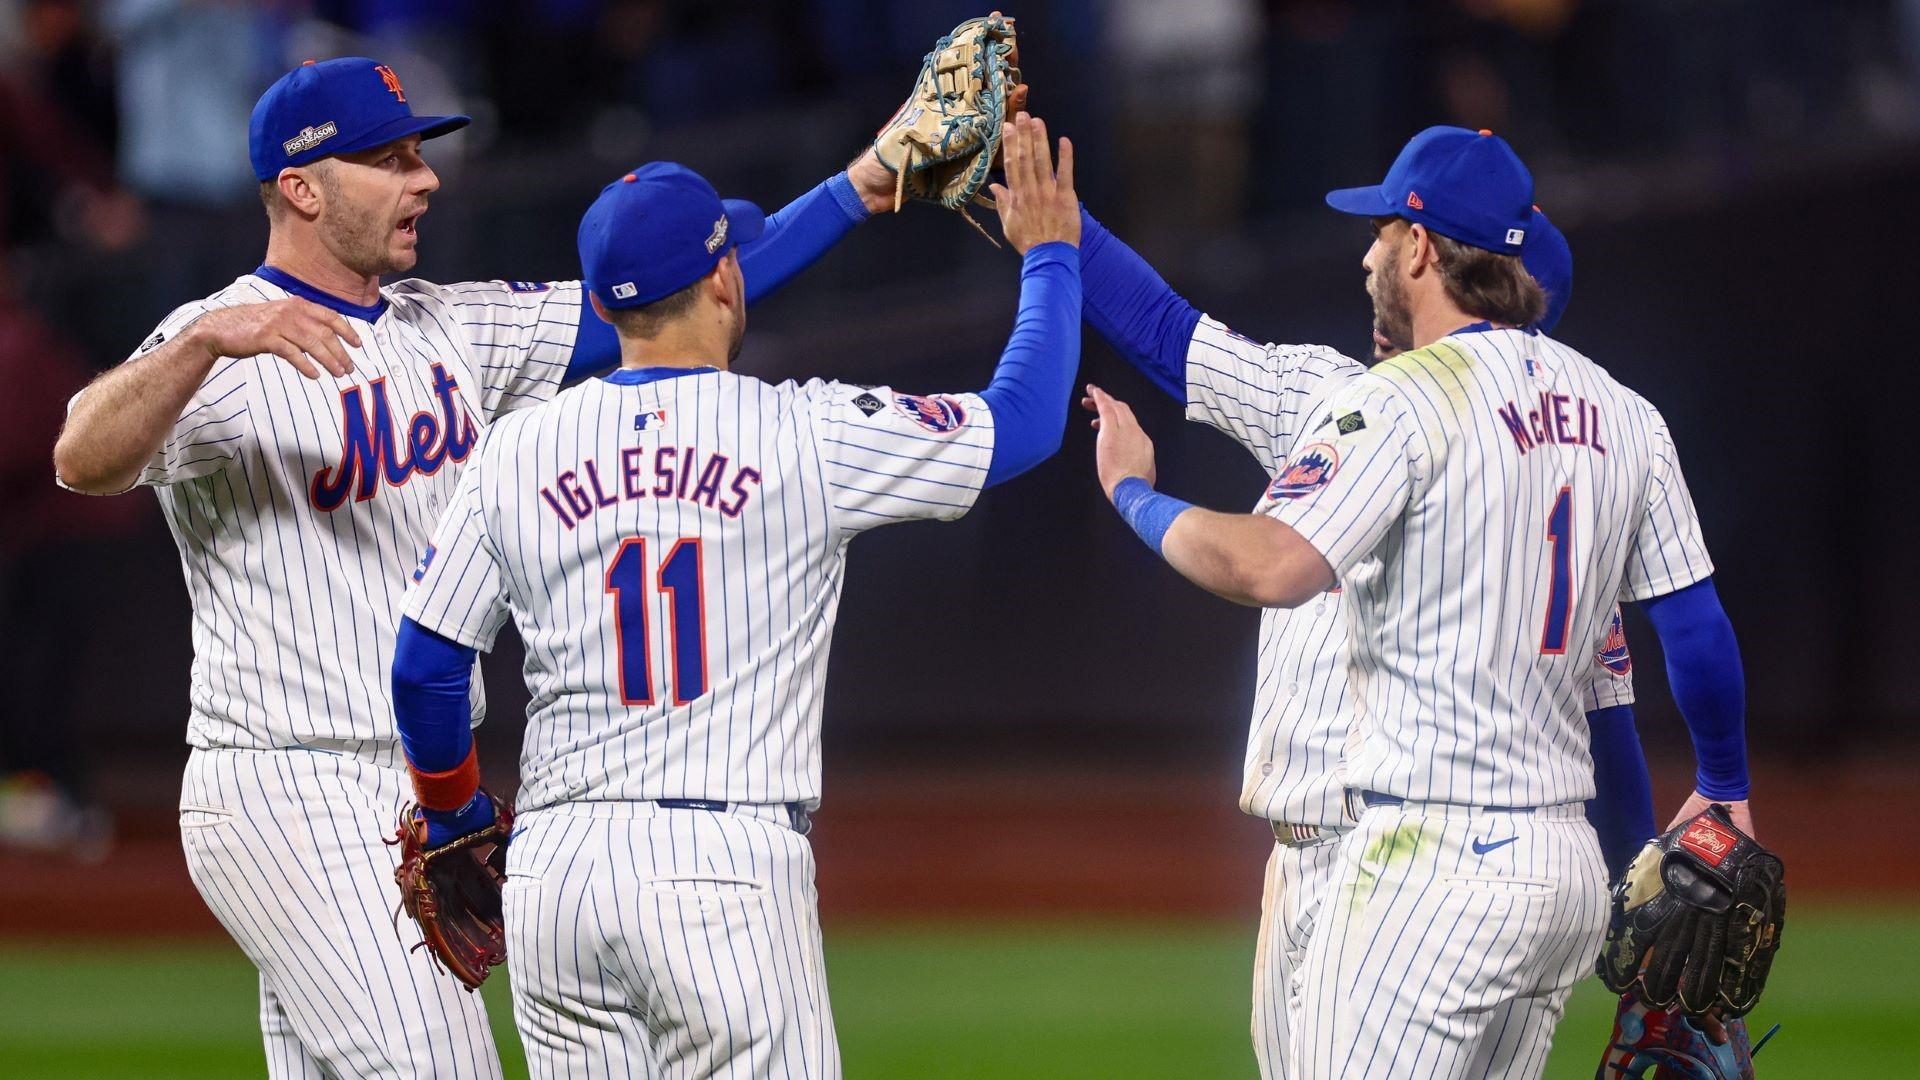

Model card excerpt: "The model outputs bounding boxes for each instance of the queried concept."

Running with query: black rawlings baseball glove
[1597,804,1785,1019]
[389,791,514,991]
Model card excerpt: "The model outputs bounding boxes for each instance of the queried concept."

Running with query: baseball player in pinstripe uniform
[388,115,1082,1077]
[1081,126,1751,1079]
[51,57,912,1077]
[1075,201,1654,1076]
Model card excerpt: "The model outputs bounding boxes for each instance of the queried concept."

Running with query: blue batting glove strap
[422,791,495,848]
[1112,476,1193,557]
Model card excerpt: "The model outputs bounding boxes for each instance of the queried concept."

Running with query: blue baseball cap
[578,162,765,310]
[1520,208,1572,334]
[1326,126,1535,254]
[249,58,469,181]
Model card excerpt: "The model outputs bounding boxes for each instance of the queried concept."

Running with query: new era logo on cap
[1407,191,1424,210]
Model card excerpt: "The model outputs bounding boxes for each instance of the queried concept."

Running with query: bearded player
[52,56,914,1077]
[1072,198,1659,1075]
[1080,127,1750,1078]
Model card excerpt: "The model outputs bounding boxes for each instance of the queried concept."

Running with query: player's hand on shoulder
[1081,383,1155,500]
[183,298,361,380]
[989,112,1079,253]
[1669,791,1754,838]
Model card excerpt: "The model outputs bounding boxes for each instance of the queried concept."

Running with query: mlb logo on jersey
[892,393,966,434]
[1267,443,1340,500]
[1599,610,1633,676]
[505,281,551,293]
[412,544,437,583]
[634,409,668,432]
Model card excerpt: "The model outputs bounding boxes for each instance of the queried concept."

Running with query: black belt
[655,798,813,836]
[1358,790,1538,814]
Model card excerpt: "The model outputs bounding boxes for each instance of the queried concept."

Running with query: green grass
[1,910,1911,1077]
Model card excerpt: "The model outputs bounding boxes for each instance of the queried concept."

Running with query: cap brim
[1325,185,1395,218]
[328,113,472,158]
[722,198,766,248]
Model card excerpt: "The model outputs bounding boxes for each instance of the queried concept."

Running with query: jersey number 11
[606,538,710,706]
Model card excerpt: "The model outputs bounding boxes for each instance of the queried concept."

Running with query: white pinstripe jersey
[401,369,994,812]
[1184,318,1641,826]
[1268,325,1710,807]
[87,273,583,756]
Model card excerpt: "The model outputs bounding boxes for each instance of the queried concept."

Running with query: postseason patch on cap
[282,121,338,156]
[704,215,729,254]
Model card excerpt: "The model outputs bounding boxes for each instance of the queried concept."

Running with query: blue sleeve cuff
[824,171,873,224]
[1112,477,1193,556]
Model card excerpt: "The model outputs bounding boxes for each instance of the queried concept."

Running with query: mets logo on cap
[1598,608,1633,676]
[891,393,967,434]
[1266,443,1339,500]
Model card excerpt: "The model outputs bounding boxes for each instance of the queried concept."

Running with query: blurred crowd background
[4,0,1919,857]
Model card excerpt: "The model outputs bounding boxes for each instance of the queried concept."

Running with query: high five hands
[991,113,1079,253]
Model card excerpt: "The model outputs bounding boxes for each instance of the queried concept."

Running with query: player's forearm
[1111,477,1332,607]
[1641,577,1750,800]
[1584,704,1658,879]
[392,617,481,809]
[980,241,1082,486]
[737,172,871,304]
[53,332,220,493]
[1079,208,1200,403]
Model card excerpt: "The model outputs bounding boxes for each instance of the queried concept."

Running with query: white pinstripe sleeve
[804,380,995,535]
[1584,606,1637,709]
[440,279,584,419]
[1266,377,1419,576]
[1620,410,1715,601]
[1183,316,1361,470]
[402,454,510,650]
[69,302,256,490]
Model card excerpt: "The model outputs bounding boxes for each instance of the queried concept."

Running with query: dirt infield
[2,759,1912,938]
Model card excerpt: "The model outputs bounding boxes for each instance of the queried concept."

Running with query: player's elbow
[1236,557,1327,609]
[51,427,137,495]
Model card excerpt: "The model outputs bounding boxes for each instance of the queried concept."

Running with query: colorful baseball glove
[1597,804,1785,1018]
[1597,994,1780,1079]
[873,13,1027,240]
[389,791,514,991]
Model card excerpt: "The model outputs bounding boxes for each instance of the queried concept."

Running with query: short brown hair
[259,180,283,220]
[604,278,703,338]
[1429,232,1546,328]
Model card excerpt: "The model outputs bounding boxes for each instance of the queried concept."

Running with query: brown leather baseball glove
[389,791,514,991]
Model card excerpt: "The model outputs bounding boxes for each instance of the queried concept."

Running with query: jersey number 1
[1540,486,1573,654]
[606,538,710,706]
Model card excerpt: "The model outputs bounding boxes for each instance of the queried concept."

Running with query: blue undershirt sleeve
[1639,576,1751,800]
[564,172,872,381]
[392,616,479,775]
[1078,207,1201,404]
[1584,704,1659,880]
[980,241,1082,487]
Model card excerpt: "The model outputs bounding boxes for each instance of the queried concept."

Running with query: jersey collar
[1451,320,1536,337]
[253,264,389,322]
[605,366,719,386]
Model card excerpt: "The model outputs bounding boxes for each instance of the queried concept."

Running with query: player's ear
[1404,223,1433,276]
[711,251,743,307]
[278,166,324,219]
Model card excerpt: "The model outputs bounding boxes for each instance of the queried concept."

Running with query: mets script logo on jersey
[892,393,966,434]
[309,363,477,511]
[1598,609,1633,676]
[1266,442,1339,500]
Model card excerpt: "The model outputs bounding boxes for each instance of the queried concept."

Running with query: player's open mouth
[397,214,421,238]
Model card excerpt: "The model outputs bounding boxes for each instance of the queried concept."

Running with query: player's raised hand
[1082,383,1155,500]
[185,298,362,379]
[989,112,1079,253]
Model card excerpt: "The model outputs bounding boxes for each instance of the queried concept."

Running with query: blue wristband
[1112,476,1193,556]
